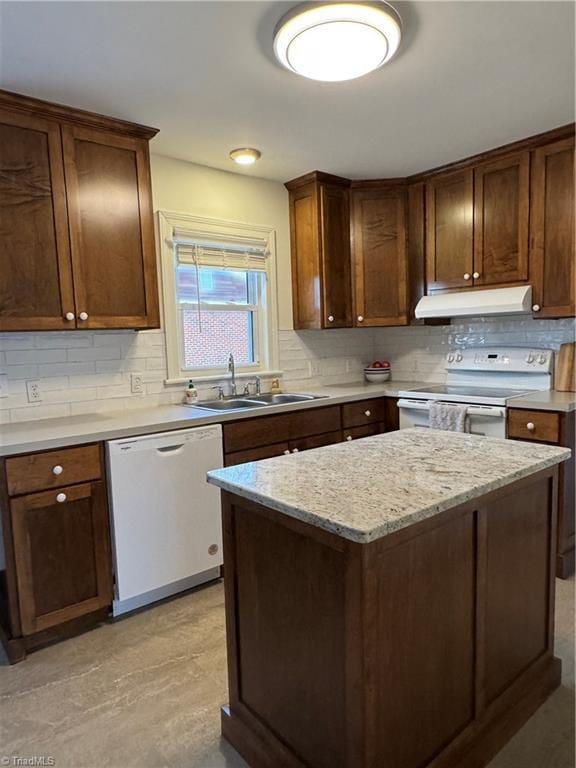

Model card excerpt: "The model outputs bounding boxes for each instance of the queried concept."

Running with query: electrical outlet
[26,380,42,403]
[0,373,8,399]
[131,373,145,394]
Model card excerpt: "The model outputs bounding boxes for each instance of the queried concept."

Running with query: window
[158,211,279,382]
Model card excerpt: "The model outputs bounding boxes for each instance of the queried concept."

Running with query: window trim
[157,210,280,383]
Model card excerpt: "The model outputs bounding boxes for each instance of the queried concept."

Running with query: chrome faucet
[228,353,237,396]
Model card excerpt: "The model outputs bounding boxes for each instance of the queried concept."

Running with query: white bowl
[364,370,390,382]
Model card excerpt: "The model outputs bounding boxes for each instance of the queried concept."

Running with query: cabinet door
[225,442,291,466]
[320,185,353,328]
[474,152,529,287]
[290,430,343,453]
[11,481,113,635]
[530,137,575,318]
[0,109,75,330]
[351,187,408,326]
[288,182,322,329]
[426,170,474,291]
[62,125,159,329]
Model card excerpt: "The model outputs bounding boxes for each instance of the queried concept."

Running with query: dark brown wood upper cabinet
[0,108,75,331]
[530,137,575,318]
[351,185,408,326]
[62,125,159,329]
[473,152,530,287]
[426,169,474,291]
[286,173,353,329]
[0,89,159,331]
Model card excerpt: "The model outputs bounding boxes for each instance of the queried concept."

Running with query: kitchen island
[207,429,570,768]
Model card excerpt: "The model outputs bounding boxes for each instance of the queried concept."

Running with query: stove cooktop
[398,385,535,406]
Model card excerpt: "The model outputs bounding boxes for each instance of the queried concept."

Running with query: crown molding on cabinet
[0,89,159,140]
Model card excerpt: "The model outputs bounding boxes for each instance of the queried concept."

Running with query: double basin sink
[194,393,328,412]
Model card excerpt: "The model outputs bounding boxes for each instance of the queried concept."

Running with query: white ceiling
[1,1,574,182]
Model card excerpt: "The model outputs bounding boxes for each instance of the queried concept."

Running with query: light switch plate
[0,373,8,398]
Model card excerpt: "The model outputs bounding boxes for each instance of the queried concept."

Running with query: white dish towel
[429,401,468,433]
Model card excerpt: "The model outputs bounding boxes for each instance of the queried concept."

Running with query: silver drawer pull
[283,449,290,455]
[346,435,352,441]
[56,493,67,503]
[52,465,63,475]
[364,410,371,417]
[526,422,535,431]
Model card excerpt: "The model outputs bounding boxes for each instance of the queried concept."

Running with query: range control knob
[455,353,463,362]
[447,353,455,363]
[526,353,534,364]
[538,354,547,365]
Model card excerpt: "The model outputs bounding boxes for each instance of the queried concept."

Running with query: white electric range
[397,347,554,438]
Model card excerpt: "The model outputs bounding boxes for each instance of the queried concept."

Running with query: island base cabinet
[220,467,560,768]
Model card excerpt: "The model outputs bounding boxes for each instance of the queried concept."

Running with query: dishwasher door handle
[156,444,185,453]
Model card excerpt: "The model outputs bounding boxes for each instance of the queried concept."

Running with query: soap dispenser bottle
[184,380,199,405]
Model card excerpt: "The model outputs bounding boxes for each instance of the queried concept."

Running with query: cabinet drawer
[343,424,383,442]
[507,410,560,444]
[342,399,387,428]
[223,406,342,454]
[225,442,290,467]
[6,444,102,496]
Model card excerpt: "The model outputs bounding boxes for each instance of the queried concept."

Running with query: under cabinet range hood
[414,286,533,320]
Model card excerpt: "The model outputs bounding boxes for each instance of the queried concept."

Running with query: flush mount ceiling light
[273,1,402,82]
[229,148,262,165]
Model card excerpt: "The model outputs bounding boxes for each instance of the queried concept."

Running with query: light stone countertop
[207,429,571,544]
[0,380,427,457]
[507,390,576,412]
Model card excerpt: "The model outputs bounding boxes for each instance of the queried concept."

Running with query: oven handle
[397,399,506,419]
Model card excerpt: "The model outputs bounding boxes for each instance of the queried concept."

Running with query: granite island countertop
[207,428,570,543]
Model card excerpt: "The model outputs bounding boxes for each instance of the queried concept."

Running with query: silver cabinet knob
[56,493,67,503]
[526,422,535,431]
[532,304,541,312]
[65,312,75,321]
[327,315,334,323]
[346,435,353,441]
[357,315,364,322]
[283,449,290,455]
[473,272,480,279]
[463,273,471,280]
[292,448,299,453]
[52,465,63,475]
[79,311,89,321]
[364,410,371,417]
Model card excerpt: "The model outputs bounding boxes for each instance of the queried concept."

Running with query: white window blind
[173,231,269,271]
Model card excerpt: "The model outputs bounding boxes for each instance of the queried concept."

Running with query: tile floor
[1,577,574,768]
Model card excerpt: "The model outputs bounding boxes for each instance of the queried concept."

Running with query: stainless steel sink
[248,393,328,405]
[193,393,328,412]
[193,399,266,412]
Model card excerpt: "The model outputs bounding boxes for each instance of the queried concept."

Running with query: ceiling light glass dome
[273,1,402,82]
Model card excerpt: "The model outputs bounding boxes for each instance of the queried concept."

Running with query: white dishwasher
[106,425,223,617]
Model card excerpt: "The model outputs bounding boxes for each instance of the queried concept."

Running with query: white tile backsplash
[0,317,574,424]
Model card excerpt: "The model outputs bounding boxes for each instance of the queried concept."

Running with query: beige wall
[150,154,293,330]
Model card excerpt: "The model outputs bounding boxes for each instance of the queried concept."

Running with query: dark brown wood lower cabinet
[223,398,398,466]
[508,409,575,578]
[10,481,113,636]
[220,466,560,768]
